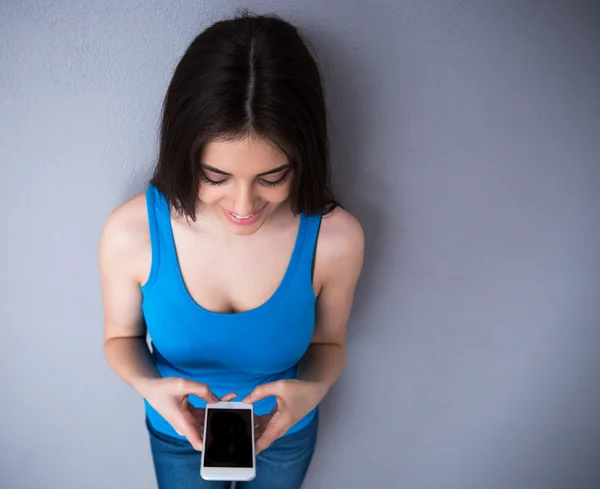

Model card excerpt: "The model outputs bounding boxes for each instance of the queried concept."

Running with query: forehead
[201,136,288,174]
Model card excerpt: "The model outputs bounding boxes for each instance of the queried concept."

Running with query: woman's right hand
[138,377,236,451]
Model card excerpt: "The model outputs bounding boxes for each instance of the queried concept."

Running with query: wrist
[303,380,330,405]
[133,376,161,398]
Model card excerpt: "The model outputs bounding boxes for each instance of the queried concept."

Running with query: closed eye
[258,170,290,187]
[200,172,228,186]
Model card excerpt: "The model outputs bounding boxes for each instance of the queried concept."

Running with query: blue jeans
[146,413,318,489]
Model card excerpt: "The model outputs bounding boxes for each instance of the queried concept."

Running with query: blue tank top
[141,184,321,438]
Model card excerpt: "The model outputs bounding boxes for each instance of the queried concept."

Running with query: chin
[226,222,264,236]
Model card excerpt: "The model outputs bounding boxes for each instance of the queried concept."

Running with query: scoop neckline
[165,208,307,318]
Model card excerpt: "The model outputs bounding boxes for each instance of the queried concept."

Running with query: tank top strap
[293,213,323,289]
[143,184,180,290]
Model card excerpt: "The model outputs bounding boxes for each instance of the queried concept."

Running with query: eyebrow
[200,163,291,177]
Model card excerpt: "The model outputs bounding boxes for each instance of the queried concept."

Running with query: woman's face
[198,136,293,236]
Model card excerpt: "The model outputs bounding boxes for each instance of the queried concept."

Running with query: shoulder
[318,206,364,263]
[100,191,149,250]
[98,190,151,284]
[313,206,364,289]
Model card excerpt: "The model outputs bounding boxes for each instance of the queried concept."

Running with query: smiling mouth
[223,205,267,223]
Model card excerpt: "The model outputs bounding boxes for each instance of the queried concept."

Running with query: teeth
[232,212,255,219]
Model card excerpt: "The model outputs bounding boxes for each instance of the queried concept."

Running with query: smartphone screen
[203,408,254,468]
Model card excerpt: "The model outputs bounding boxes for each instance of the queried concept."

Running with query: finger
[255,421,270,439]
[243,382,281,404]
[255,412,274,428]
[220,392,238,402]
[175,410,204,451]
[177,379,218,403]
[253,414,261,438]
[189,406,206,427]
[253,413,273,439]
[255,412,288,454]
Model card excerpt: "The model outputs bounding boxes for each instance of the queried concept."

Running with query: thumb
[177,379,218,403]
[243,382,281,404]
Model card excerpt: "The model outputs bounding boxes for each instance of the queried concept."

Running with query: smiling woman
[98,9,364,489]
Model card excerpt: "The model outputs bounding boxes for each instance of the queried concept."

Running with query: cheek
[198,185,224,204]
[263,183,292,203]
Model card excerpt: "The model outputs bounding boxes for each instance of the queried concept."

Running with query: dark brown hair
[150,10,338,220]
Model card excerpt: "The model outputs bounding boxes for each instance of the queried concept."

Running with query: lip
[222,206,266,226]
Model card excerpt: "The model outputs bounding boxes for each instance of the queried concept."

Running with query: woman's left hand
[243,379,325,453]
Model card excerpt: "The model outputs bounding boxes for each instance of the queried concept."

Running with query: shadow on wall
[310,26,398,341]
[303,21,407,453]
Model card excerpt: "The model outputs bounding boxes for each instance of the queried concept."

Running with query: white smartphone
[200,402,256,481]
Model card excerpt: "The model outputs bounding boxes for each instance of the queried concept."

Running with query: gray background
[1,1,599,488]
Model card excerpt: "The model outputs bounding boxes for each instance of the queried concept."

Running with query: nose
[231,182,257,216]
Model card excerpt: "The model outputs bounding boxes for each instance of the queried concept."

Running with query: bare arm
[297,209,364,401]
[99,197,159,396]
[98,195,217,449]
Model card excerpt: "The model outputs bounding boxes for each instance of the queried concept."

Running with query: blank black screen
[204,409,253,468]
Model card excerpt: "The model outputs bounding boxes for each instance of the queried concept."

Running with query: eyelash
[259,172,290,187]
[199,173,227,186]
[199,171,289,187]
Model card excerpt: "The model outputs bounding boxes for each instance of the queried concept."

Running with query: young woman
[99,11,364,489]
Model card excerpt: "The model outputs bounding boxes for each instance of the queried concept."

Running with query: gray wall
[1,1,599,488]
